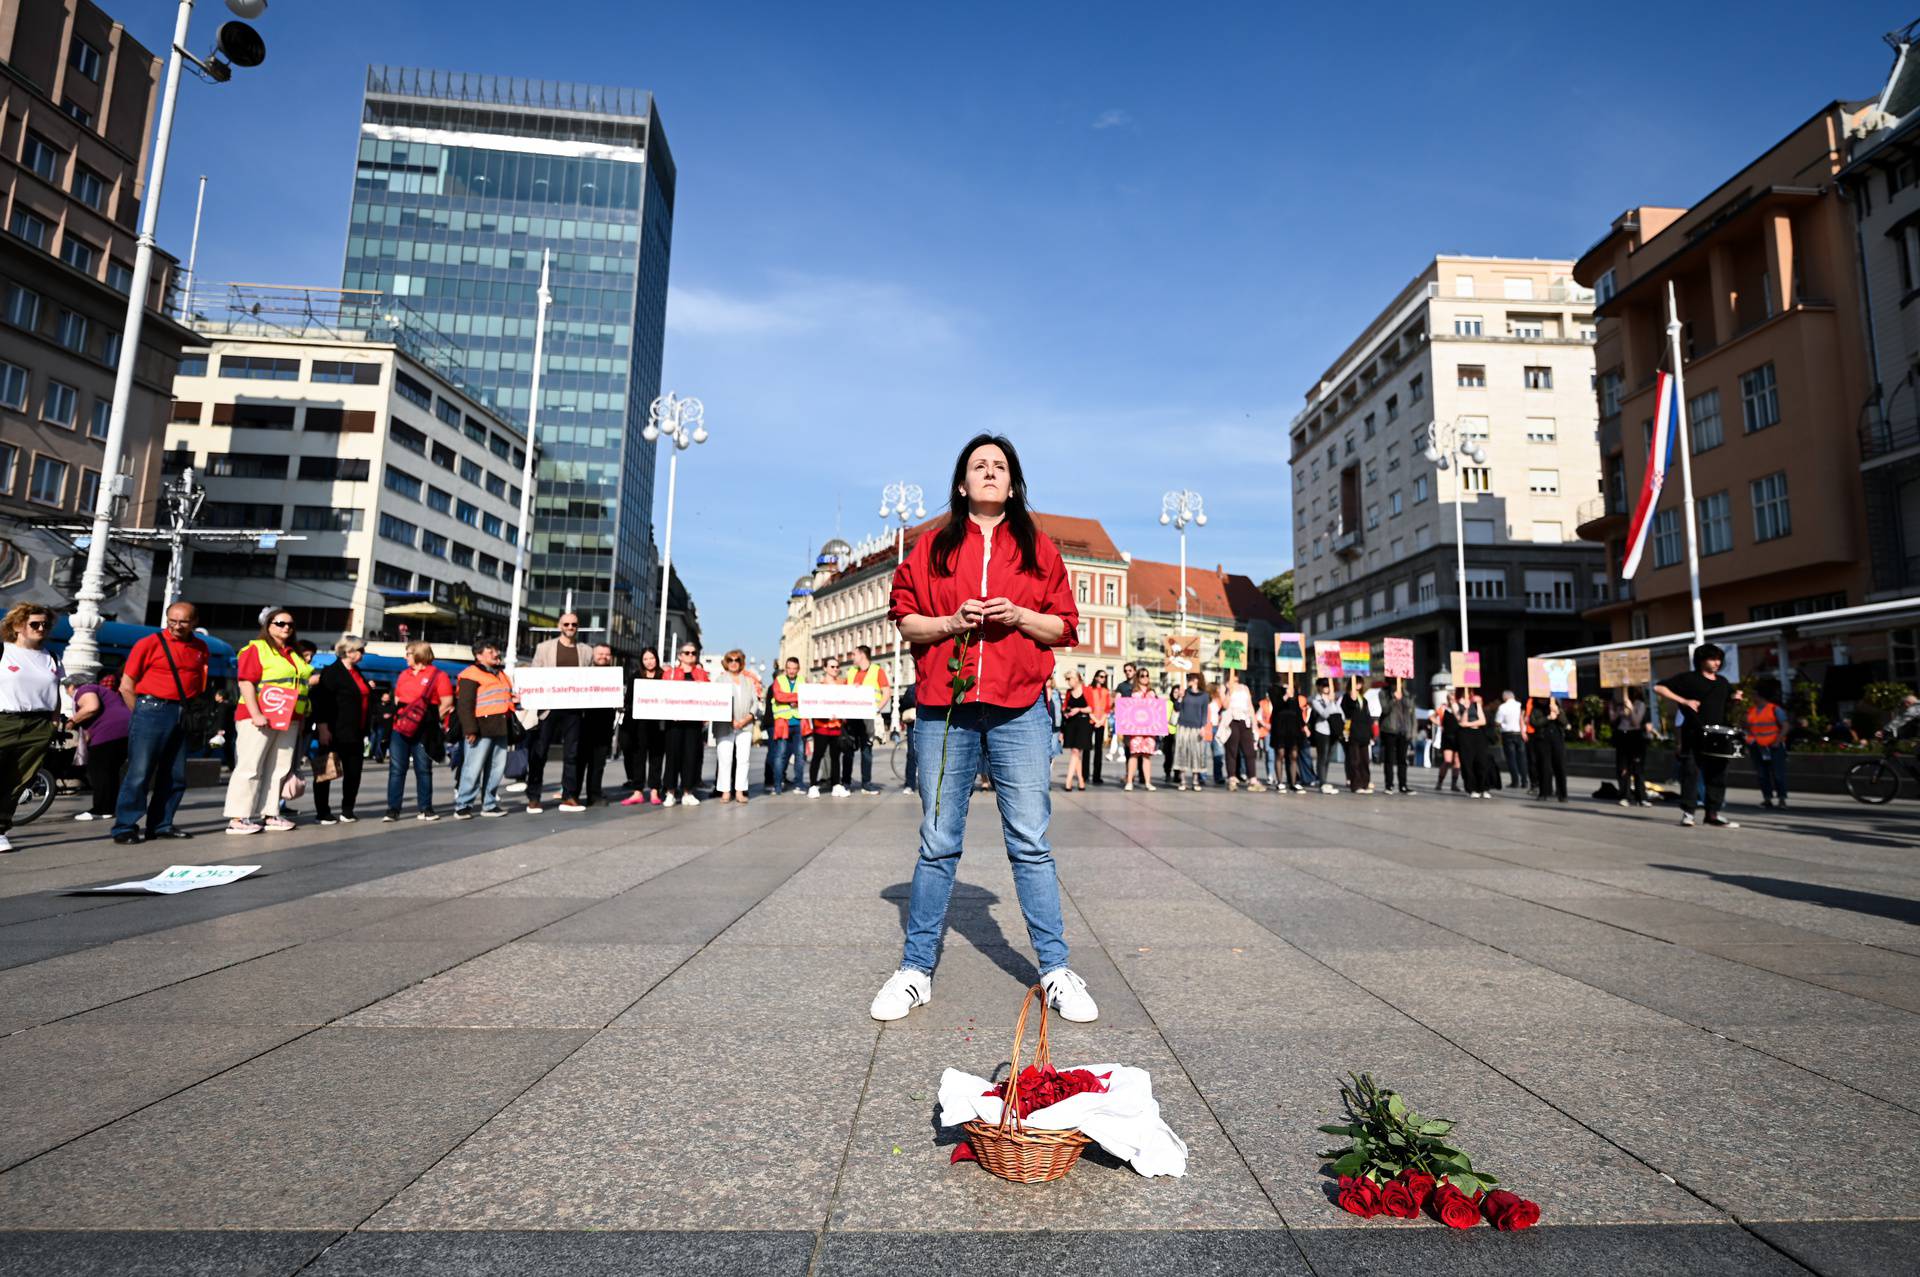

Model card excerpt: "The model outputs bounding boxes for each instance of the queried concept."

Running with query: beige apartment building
[0,0,192,617]
[1289,255,1607,693]
[1572,103,1878,666]
[166,289,528,649]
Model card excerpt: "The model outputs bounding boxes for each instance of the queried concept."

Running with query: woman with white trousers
[714,648,759,804]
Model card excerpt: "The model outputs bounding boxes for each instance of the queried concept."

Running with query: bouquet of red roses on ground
[1317,1072,1540,1232]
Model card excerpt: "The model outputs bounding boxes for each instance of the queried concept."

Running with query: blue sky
[133,0,1903,658]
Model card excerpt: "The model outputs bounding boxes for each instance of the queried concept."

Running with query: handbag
[312,750,343,784]
[281,769,308,801]
[1698,724,1743,759]
[504,743,529,781]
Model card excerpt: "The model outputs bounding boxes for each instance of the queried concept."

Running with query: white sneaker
[0,834,12,853]
[1680,812,1696,827]
[1322,783,1337,795]
[831,784,850,798]
[681,793,700,806]
[807,786,821,799]
[1041,967,1099,1023]
[558,801,586,813]
[662,794,676,807]
[869,968,932,1021]
[73,811,99,821]
[504,781,528,794]
[1618,799,1630,808]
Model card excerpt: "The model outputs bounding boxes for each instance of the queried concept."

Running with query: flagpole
[1665,281,1706,652]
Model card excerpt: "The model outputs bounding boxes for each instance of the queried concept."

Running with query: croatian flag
[1621,370,1680,577]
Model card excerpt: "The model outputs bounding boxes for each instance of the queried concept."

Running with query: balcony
[1575,491,1628,541]
[1861,416,1920,468]
[1333,527,1365,560]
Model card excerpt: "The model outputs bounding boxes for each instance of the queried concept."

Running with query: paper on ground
[84,865,261,894]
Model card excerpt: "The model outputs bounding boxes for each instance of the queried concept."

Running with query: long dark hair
[637,646,663,678]
[928,433,1040,577]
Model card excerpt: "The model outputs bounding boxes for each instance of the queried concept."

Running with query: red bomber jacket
[887,516,1078,710]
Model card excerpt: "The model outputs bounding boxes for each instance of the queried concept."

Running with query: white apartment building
[165,290,528,648]
[1289,256,1608,691]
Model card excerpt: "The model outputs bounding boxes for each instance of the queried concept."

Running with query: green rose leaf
[1317,1124,1362,1137]
[1420,1119,1454,1135]
[947,658,962,671]
[1449,1171,1483,1195]
[1386,1093,1407,1120]
[1331,1151,1367,1176]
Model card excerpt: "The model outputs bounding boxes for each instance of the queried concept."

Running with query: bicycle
[1845,738,1920,804]
[10,763,58,826]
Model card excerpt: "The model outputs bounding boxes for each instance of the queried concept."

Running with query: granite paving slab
[1286,1222,1814,1275]
[0,938,293,1034]
[340,941,695,1028]
[0,1230,340,1277]
[1750,1219,1920,1277]
[303,1230,816,1276]
[0,1027,588,1228]
[819,1230,1310,1275]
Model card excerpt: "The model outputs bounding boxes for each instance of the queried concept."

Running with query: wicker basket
[961,984,1093,1183]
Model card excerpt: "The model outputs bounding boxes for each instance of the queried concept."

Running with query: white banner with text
[798,681,880,720]
[510,666,625,710]
[630,680,734,722]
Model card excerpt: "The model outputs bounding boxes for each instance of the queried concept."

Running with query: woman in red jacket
[868,434,1097,1025]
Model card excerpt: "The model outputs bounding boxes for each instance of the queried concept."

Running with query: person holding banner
[807,655,852,798]
[1340,678,1374,793]
[1456,689,1494,799]
[620,648,667,806]
[844,646,888,795]
[869,433,1096,1025]
[1610,690,1652,807]
[709,649,759,804]
[223,607,313,835]
[1272,686,1306,792]
[1433,691,1461,794]
[1311,680,1342,795]
[1223,670,1261,791]
[1119,667,1161,791]
[1529,695,1569,803]
[661,641,710,806]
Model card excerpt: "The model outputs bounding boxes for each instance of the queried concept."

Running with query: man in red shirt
[111,601,211,843]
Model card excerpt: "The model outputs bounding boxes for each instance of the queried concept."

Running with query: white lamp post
[1423,419,1489,658]
[878,481,925,736]
[644,392,706,655]
[65,0,270,677]
[504,249,552,668]
[1158,490,1206,633]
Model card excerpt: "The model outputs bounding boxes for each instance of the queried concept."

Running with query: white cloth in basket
[937,1064,1189,1178]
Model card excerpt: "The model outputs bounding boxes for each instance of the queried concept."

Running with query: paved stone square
[0,776,1915,1275]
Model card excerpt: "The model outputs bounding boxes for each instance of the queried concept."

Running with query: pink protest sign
[1114,694,1167,737]
[1383,637,1414,680]
[1314,642,1344,680]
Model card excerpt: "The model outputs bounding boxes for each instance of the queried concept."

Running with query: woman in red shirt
[385,641,454,821]
[868,434,1097,1026]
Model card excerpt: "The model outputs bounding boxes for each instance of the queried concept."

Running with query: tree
[1260,569,1294,621]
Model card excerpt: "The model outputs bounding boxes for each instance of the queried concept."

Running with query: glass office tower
[342,67,675,649]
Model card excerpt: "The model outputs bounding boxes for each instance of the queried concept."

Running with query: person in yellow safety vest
[769,656,807,795]
[1743,685,1791,810]
[843,644,890,795]
[453,638,518,817]
[223,606,315,835]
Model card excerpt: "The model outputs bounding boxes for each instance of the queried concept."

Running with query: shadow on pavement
[885,880,1039,986]
[1652,863,1920,925]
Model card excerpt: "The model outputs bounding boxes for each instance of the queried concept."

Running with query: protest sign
[511,666,625,711]
[1114,695,1168,736]
[1217,631,1248,671]
[1340,641,1372,676]
[1450,650,1482,688]
[1165,633,1202,675]
[798,681,879,720]
[1527,657,1579,700]
[1274,632,1307,673]
[1598,647,1652,688]
[1315,642,1344,680]
[84,865,260,895]
[1383,637,1415,680]
[630,680,733,721]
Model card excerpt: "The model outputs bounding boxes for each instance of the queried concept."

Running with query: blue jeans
[456,735,509,811]
[387,734,435,814]
[904,721,918,790]
[768,725,803,792]
[113,697,189,836]
[1752,745,1788,803]
[901,696,1068,977]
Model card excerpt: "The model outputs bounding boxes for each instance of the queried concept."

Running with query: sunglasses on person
[24,619,48,632]
[560,622,579,629]
[679,648,697,657]
[271,619,294,629]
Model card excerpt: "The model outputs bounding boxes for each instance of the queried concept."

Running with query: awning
[1539,595,1920,662]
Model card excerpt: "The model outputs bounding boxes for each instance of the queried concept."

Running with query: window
[479,553,500,577]
[481,512,504,538]
[77,468,98,513]
[384,465,423,501]
[1749,592,1846,622]
[390,421,427,454]
[298,456,369,481]
[484,473,507,499]
[459,457,482,484]
[88,398,110,439]
[1524,570,1577,611]
[1413,475,1429,503]
[455,498,479,527]
[71,165,105,211]
[177,353,208,377]
[1464,568,1506,598]
[377,512,417,546]
[1364,413,1376,439]
[1454,276,1475,298]
[287,555,358,581]
[1103,578,1118,606]
[1417,571,1437,602]
[200,501,281,528]
[1503,276,1535,300]
[1458,415,1488,442]
[394,371,432,410]
[1740,363,1779,432]
[0,286,48,340]
[1600,369,1623,417]
[291,506,363,532]
[1454,316,1483,336]
[68,36,103,81]
[1457,365,1485,388]
[207,452,288,479]
[1525,417,1556,443]
[219,355,299,381]
[1520,365,1552,390]
[303,407,376,433]
[8,209,48,248]
[1697,491,1732,555]
[29,455,67,506]
[60,97,91,127]
[490,433,513,461]
[0,360,27,409]
[1688,388,1723,453]
[99,329,120,368]
[1415,524,1433,550]
[0,441,16,493]
[1751,471,1791,542]
[212,402,295,430]
[373,562,412,590]
[1595,269,1616,304]
[434,397,462,427]
[1510,318,1544,339]
[1652,507,1683,567]
[1389,490,1403,516]
[426,485,452,514]
[1461,465,1491,493]
[1366,502,1380,530]
[1386,395,1400,423]
[193,551,276,578]
[1365,462,1378,486]
[463,416,488,446]
[21,132,62,183]
[1531,520,1563,543]
[421,530,449,558]
[451,545,474,568]
[42,380,78,428]
[1526,468,1559,495]
[1463,518,1496,545]
[311,360,380,385]
[430,442,455,471]
[106,259,131,292]
[1389,538,1405,562]
[50,309,86,352]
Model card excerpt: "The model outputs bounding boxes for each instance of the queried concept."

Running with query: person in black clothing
[1380,684,1415,795]
[622,647,668,805]
[1340,678,1374,793]
[579,644,618,805]
[1655,642,1744,828]
[369,691,394,763]
[310,637,373,824]
[1529,695,1569,802]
